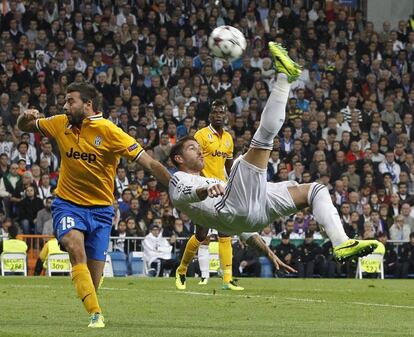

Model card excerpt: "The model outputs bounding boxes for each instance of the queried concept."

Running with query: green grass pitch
[0,277,413,337]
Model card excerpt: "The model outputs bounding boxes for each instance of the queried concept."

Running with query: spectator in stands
[0,224,27,255]
[111,220,127,254]
[115,166,129,199]
[0,217,11,240]
[273,232,297,274]
[321,241,340,278]
[232,238,261,278]
[389,215,411,241]
[38,141,58,173]
[153,132,172,165]
[12,141,34,168]
[276,219,301,239]
[18,185,44,234]
[378,232,401,278]
[296,231,322,278]
[400,232,414,278]
[142,223,178,277]
[34,197,52,235]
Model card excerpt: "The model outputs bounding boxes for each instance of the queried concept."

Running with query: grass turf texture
[0,277,413,337]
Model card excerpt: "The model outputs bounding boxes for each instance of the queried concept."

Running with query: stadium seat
[103,254,114,277]
[128,251,145,276]
[1,253,27,276]
[259,256,273,278]
[108,251,128,277]
[46,253,71,276]
[356,254,384,279]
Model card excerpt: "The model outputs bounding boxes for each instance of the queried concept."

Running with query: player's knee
[307,182,328,206]
[60,231,86,264]
[195,227,208,242]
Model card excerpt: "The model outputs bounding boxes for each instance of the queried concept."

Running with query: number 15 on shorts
[60,217,75,231]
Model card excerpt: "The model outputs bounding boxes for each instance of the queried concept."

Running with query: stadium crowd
[0,0,414,278]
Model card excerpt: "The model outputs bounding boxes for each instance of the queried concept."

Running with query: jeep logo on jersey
[66,147,97,163]
[94,136,102,147]
[211,150,227,157]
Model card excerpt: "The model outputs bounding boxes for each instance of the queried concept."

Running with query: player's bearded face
[181,140,204,171]
[64,92,86,126]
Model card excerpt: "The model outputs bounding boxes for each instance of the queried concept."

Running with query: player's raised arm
[241,232,297,274]
[17,109,41,133]
[137,151,171,187]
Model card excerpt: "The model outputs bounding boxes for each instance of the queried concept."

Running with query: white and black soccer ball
[208,26,247,61]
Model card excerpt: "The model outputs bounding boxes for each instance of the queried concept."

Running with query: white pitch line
[350,301,414,309]
[100,287,130,291]
[6,285,414,310]
[162,290,414,309]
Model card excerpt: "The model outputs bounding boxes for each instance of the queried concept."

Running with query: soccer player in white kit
[169,43,381,280]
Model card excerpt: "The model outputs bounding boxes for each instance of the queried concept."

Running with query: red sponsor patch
[128,143,138,152]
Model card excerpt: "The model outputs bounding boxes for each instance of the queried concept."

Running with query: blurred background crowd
[0,0,414,278]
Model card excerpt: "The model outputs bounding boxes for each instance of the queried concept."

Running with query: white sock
[250,74,290,150]
[198,245,210,279]
[308,183,349,247]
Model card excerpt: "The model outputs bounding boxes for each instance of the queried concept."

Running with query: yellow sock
[219,237,233,284]
[177,235,201,275]
[72,263,101,314]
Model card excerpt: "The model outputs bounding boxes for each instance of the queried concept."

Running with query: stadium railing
[7,235,410,276]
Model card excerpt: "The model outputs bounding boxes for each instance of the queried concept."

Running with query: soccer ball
[208,26,247,61]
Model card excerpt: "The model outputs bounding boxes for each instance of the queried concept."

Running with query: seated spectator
[232,238,261,277]
[321,241,341,278]
[0,224,27,255]
[273,232,298,273]
[378,232,401,278]
[293,211,309,236]
[118,188,133,214]
[276,219,302,239]
[37,174,54,200]
[307,220,323,239]
[0,217,12,240]
[34,237,68,276]
[389,215,411,241]
[34,197,53,235]
[18,186,44,234]
[111,220,127,253]
[12,142,34,168]
[153,133,172,165]
[142,223,178,277]
[296,231,322,278]
[400,232,414,278]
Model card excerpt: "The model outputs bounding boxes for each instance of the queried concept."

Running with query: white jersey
[169,158,298,235]
[169,171,228,231]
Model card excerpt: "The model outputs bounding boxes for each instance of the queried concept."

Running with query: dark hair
[66,82,99,112]
[8,225,18,239]
[211,99,226,109]
[169,136,196,167]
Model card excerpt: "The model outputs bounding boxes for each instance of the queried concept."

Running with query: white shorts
[215,158,298,233]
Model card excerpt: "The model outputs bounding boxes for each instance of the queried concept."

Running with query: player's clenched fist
[23,109,40,120]
[207,183,225,198]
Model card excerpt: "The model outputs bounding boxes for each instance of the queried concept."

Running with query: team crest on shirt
[208,133,213,142]
[94,136,102,147]
[225,140,230,148]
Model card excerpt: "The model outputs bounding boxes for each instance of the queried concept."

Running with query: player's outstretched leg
[243,42,301,170]
[197,244,210,285]
[288,183,380,262]
[175,227,209,290]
